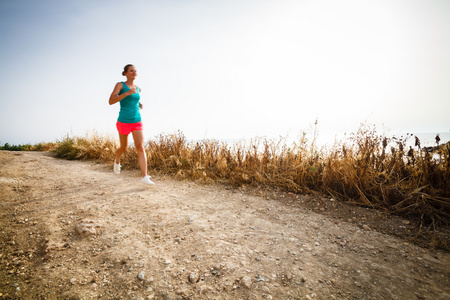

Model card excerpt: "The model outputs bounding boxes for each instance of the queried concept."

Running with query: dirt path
[0,151,449,299]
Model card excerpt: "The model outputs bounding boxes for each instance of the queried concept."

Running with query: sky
[0,0,449,146]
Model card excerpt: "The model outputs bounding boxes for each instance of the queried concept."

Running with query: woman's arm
[109,82,135,105]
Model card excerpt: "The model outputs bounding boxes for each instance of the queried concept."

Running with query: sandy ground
[0,151,449,300]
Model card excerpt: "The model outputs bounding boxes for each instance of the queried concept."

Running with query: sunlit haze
[1,0,449,146]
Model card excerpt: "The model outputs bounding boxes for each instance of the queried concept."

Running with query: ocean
[208,131,450,151]
[403,132,450,148]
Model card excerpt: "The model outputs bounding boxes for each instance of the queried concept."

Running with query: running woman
[109,64,154,185]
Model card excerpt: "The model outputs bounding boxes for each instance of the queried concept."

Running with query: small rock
[285,271,293,280]
[138,271,145,281]
[175,288,188,296]
[415,292,425,300]
[76,223,97,237]
[42,254,53,261]
[215,261,236,274]
[189,272,199,283]
[362,225,371,231]
[241,276,252,289]
[198,284,213,295]
[364,244,375,250]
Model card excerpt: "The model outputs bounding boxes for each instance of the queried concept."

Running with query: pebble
[138,271,145,281]
[198,284,213,295]
[241,276,252,289]
[362,225,371,231]
[285,271,293,280]
[76,223,97,237]
[189,272,199,283]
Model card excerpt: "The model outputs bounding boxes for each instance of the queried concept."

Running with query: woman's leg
[132,130,147,177]
[115,133,129,164]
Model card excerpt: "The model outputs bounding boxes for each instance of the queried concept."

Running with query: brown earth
[0,151,449,299]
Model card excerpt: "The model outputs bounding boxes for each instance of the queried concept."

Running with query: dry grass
[44,126,450,249]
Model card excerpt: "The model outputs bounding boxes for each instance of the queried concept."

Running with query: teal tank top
[117,82,141,123]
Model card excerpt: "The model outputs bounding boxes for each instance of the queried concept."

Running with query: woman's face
[125,66,137,79]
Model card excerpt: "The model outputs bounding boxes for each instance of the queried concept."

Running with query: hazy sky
[1,0,449,145]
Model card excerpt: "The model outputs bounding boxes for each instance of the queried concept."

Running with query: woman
[109,64,154,185]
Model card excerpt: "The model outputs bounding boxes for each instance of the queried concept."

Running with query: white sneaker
[141,175,155,185]
[114,161,121,174]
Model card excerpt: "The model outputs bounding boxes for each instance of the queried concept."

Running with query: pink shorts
[116,121,143,135]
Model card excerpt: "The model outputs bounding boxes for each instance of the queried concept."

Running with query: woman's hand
[139,102,143,109]
[109,83,138,105]
[128,86,137,95]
